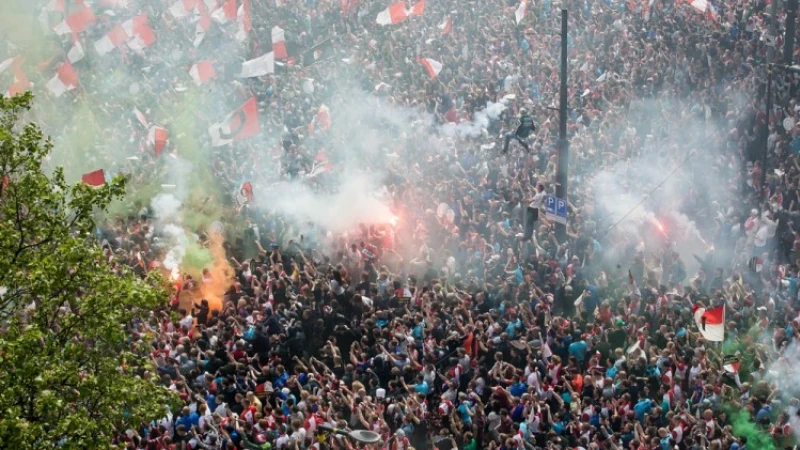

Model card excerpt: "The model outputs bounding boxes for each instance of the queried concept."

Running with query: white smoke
[255,171,394,233]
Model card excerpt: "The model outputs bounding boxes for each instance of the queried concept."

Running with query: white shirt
[530,190,547,209]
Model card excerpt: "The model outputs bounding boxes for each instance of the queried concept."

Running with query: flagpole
[555,0,569,243]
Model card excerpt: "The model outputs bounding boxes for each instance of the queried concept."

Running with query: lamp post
[555,1,569,242]
[786,0,799,64]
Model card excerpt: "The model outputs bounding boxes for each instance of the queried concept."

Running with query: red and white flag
[169,0,198,18]
[272,26,288,59]
[690,0,707,12]
[692,304,724,342]
[211,0,238,22]
[515,0,528,24]
[208,96,260,146]
[408,0,425,16]
[438,16,453,35]
[53,6,97,35]
[189,60,216,85]
[45,61,79,97]
[148,126,169,157]
[238,52,274,78]
[237,181,254,205]
[376,2,408,25]
[234,0,252,41]
[0,57,31,98]
[419,57,443,78]
[194,0,213,47]
[94,15,156,56]
[81,169,106,186]
[67,42,85,64]
[722,355,740,374]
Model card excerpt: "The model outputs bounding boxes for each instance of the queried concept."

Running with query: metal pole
[768,0,779,63]
[785,0,798,64]
[556,3,569,243]
[762,64,773,195]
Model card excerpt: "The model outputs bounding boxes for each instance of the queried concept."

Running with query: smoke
[442,95,511,138]
[729,408,776,450]
[589,97,739,277]
[255,172,395,234]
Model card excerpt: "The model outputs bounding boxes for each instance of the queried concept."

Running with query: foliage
[0,93,179,450]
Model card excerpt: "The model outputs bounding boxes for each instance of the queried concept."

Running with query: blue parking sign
[544,195,567,225]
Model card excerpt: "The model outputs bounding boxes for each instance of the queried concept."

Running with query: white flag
[238,52,274,78]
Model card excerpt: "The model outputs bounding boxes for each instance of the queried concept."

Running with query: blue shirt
[414,381,430,396]
[634,399,653,423]
[568,340,588,362]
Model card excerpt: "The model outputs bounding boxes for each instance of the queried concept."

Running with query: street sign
[545,195,568,225]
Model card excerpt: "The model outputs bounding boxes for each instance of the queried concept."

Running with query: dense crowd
[8,0,800,448]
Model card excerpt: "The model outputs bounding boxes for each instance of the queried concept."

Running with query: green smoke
[728,408,775,450]
[183,239,214,275]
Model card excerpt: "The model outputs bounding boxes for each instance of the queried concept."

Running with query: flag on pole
[208,96,260,146]
[238,52,274,78]
[81,169,106,186]
[408,0,425,16]
[189,60,216,85]
[692,304,724,342]
[45,61,79,97]
[376,2,408,25]
[211,0,238,22]
[515,0,528,24]
[418,57,443,78]
[148,126,169,157]
[272,26,288,59]
[53,6,97,35]
[438,16,453,34]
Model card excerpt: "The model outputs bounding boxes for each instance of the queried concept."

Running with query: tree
[0,93,179,449]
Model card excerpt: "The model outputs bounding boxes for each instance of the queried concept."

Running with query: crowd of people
[8,0,800,448]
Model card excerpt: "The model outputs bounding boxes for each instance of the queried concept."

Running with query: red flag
[208,96,260,146]
[81,169,106,186]
[148,126,169,156]
[408,0,425,16]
